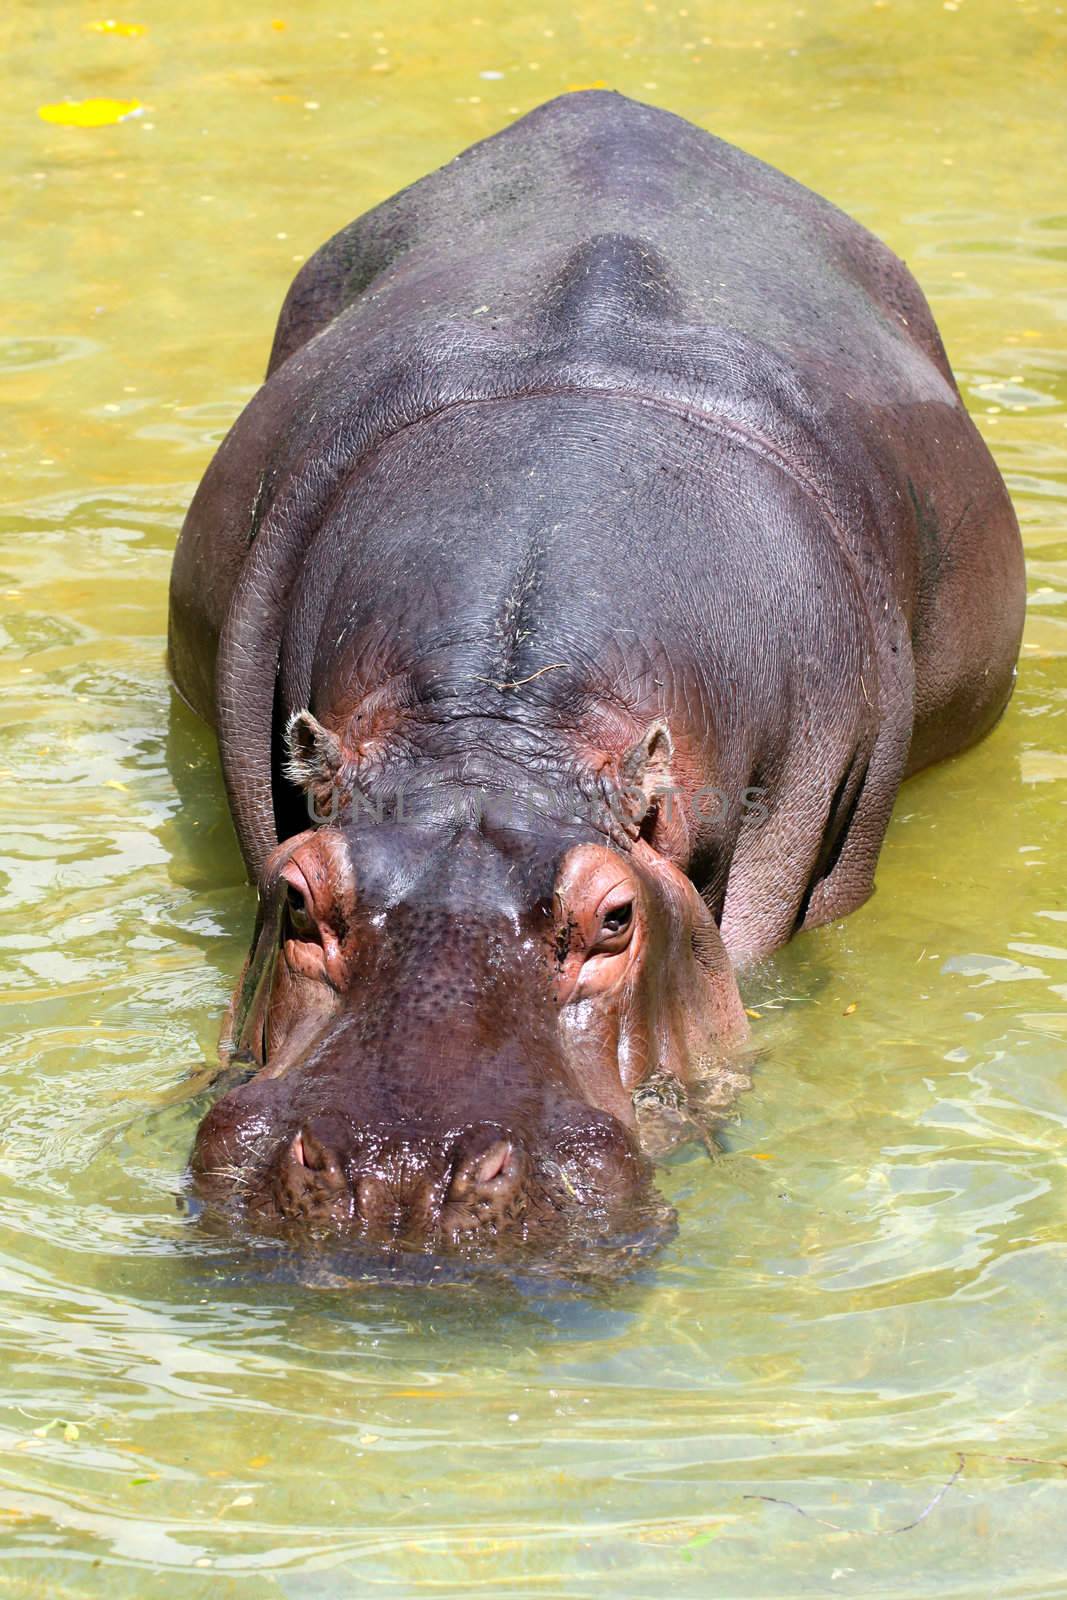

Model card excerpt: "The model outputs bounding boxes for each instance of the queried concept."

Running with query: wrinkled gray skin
[168,92,1024,1260]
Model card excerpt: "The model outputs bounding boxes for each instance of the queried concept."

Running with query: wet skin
[169,92,1025,1258]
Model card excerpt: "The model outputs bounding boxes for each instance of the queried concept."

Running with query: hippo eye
[591,899,634,953]
[284,881,316,939]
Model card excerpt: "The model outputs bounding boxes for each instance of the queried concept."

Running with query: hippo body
[169,93,1024,1257]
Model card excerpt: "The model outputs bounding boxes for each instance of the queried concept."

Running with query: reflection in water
[1,0,1065,1594]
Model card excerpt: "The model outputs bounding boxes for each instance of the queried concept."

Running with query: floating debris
[87,19,146,36]
[38,99,143,127]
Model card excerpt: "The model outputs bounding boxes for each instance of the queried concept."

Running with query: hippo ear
[618,719,674,827]
[283,710,345,792]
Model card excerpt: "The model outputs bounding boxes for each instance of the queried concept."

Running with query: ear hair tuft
[283,710,345,793]
[617,718,675,831]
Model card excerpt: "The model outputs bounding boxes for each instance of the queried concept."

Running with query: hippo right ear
[620,719,674,809]
[615,719,675,834]
[614,719,690,860]
[283,710,345,793]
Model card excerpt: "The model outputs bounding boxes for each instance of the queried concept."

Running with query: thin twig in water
[468,663,568,691]
[744,1453,966,1535]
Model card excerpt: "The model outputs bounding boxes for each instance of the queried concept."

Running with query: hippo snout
[192,1078,653,1258]
[263,1120,530,1244]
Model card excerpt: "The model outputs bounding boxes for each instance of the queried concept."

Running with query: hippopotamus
[168,91,1025,1260]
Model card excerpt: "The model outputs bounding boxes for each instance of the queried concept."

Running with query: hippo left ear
[618,719,675,828]
[283,710,345,793]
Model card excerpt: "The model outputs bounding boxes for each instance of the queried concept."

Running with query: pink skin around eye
[554,857,642,1004]
[278,859,331,982]
[280,859,313,911]
[271,831,357,991]
[591,882,636,943]
[575,914,639,998]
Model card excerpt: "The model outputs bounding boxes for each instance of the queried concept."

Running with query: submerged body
[169,92,1024,1256]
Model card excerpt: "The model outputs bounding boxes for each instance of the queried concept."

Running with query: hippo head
[191,714,747,1262]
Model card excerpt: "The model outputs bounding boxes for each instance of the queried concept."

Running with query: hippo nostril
[288,1126,345,1188]
[476,1139,517,1187]
[447,1132,527,1206]
[271,1124,348,1224]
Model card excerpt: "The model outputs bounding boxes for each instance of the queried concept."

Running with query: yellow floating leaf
[271,17,287,28]
[748,1152,774,1160]
[842,1001,857,1016]
[246,1455,270,1468]
[104,778,129,791]
[565,81,607,91]
[744,1007,762,1019]
[38,99,143,127]
[88,20,147,36]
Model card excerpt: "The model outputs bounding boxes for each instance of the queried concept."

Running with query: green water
[2,1,1065,1594]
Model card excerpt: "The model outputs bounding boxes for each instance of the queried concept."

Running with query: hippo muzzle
[192,1077,650,1256]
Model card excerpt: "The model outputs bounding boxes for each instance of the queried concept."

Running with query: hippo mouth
[188,1079,673,1265]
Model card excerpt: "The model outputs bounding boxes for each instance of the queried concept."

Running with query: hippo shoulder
[267,91,952,412]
